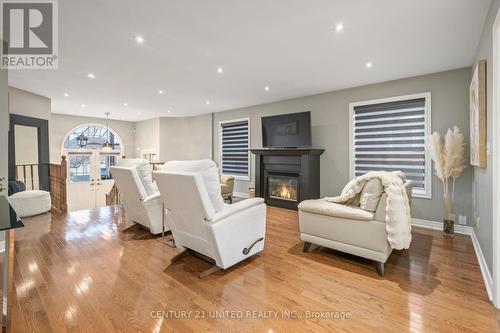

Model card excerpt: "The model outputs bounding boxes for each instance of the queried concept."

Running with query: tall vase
[443,191,454,235]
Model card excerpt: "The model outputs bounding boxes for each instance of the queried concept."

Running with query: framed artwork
[470,60,487,168]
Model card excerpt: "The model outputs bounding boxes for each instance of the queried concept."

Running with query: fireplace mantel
[249,148,325,156]
[250,148,325,209]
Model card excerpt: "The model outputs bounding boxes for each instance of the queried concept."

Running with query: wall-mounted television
[262,111,311,148]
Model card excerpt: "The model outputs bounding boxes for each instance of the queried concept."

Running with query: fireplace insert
[265,173,300,209]
[267,176,298,202]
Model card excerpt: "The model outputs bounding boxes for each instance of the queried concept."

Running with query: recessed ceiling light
[123,103,128,107]
[335,23,344,33]
[264,86,270,91]
[167,110,171,113]
[206,100,210,105]
[158,89,164,95]
[87,73,95,79]
[217,67,223,74]
[63,93,69,97]
[366,62,373,69]
[81,104,86,108]
[135,35,144,44]
[137,112,142,116]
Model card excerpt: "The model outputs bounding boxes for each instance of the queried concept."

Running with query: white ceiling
[8,0,491,121]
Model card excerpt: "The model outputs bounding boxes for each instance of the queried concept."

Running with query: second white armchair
[110,159,165,235]
[154,160,267,277]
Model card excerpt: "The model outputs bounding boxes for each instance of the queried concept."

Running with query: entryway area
[63,123,123,211]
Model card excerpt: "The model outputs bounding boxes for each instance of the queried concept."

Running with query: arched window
[63,124,121,150]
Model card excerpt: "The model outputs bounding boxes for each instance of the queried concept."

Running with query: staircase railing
[49,156,68,214]
[15,163,39,190]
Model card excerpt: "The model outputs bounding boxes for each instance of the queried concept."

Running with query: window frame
[219,117,251,181]
[349,92,432,199]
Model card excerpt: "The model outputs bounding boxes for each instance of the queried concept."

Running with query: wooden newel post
[61,156,67,213]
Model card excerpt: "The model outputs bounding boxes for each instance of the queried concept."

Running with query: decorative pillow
[8,180,26,196]
[117,158,157,196]
[359,178,384,212]
[340,178,361,206]
[160,159,225,213]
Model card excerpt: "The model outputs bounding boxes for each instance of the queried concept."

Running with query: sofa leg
[228,196,233,204]
[376,262,385,277]
[302,241,312,253]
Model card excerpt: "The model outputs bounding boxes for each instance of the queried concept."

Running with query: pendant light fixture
[102,112,113,151]
[76,133,88,148]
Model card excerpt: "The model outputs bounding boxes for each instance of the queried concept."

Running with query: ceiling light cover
[87,73,95,79]
[335,23,344,32]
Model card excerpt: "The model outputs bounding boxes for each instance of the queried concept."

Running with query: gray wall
[0,68,7,196]
[472,0,500,273]
[213,68,473,224]
[9,87,51,120]
[134,118,160,160]
[159,114,212,162]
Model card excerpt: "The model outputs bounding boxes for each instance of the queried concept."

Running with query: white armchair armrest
[205,199,266,269]
[209,198,264,223]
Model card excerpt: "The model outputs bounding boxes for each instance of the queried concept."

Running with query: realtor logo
[1,0,58,69]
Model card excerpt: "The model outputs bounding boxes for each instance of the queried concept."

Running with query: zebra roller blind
[220,119,250,178]
[351,95,431,197]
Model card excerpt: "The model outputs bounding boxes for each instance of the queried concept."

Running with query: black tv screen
[262,111,311,148]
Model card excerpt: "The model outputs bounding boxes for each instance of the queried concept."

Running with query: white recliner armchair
[154,160,267,277]
[110,159,166,235]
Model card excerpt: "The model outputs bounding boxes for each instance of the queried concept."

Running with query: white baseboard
[233,191,250,199]
[411,218,473,235]
[471,229,493,301]
[412,218,492,301]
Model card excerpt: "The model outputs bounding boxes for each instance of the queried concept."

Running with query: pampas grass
[429,126,466,221]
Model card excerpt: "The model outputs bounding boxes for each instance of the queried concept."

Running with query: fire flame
[279,184,292,199]
[271,183,296,201]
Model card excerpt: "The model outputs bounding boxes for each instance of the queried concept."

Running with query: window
[349,93,431,198]
[220,118,250,179]
[68,154,91,183]
[64,124,121,150]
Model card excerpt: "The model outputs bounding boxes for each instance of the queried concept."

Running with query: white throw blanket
[324,171,412,250]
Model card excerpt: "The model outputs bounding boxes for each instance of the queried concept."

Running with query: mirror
[14,125,39,190]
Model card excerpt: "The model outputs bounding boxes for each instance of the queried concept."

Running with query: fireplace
[250,148,325,209]
[267,175,299,202]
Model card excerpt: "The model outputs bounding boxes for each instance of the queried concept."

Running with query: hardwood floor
[6,205,500,332]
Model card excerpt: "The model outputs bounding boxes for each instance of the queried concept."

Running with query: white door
[94,153,120,207]
[67,151,120,211]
